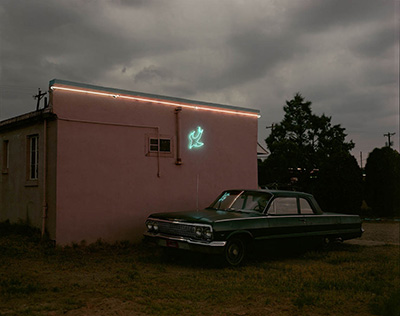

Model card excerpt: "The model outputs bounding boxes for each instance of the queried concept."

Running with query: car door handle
[299,219,307,223]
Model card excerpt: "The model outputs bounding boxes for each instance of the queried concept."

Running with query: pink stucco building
[0,79,260,244]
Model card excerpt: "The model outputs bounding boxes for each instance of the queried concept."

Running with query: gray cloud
[0,0,398,156]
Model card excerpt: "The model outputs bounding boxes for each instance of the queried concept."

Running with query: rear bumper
[143,232,226,255]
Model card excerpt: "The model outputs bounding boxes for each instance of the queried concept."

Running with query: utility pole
[33,88,47,110]
[266,123,275,131]
[383,132,396,148]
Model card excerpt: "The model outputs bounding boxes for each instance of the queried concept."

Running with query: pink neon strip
[50,86,260,118]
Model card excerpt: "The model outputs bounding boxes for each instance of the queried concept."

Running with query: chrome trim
[255,228,363,241]
[215,214,362,223]
[215,216,268,223]
[147,217,213,231]
[144,232,226,247]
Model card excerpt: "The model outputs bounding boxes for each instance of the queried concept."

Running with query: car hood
[148,208,264,224]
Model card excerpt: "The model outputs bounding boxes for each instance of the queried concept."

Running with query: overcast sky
[1,0,399,162]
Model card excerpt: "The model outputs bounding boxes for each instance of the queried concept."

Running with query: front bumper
[143,232,226,255]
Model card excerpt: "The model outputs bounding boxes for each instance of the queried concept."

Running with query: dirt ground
[63,221,399,316]
[2,221,398,316]
[347,221,400,246]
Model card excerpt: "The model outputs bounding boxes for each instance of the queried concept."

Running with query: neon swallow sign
[188,126,204,149]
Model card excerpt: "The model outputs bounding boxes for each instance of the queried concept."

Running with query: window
[28,135,39,180]
[267,197,298,215]
[209,191,272,212]
[2,140,9,173]
[230,191,271,212]
[146,135,173,158]
[300,198,314,214]
[149,138,171,153]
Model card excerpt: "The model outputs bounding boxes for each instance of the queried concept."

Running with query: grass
[0,221,399,316]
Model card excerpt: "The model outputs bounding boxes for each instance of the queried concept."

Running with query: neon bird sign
[188,126,204,149]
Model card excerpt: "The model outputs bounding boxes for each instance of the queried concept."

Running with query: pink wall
[51,83,258,244]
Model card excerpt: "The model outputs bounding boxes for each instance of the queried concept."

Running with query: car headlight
[153,222,159,231]
[194,226,213,240]
[204,227,212,239]
[195,227,203,237]
[146,220,154,231]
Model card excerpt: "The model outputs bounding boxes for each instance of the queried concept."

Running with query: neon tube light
[188,126,204,149]
[50,85,260,118]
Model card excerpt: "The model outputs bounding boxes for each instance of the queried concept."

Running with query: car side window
[300,198,314,214]
[231,192,270,212]
[267,197,298,215]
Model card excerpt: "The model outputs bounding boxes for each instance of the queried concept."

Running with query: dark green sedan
[144,190,363,265]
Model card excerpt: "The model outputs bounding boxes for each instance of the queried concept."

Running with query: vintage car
[144,190,363,265]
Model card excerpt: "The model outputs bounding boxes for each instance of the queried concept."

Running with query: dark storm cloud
[351,24,396,58]
[0,0,398,155]
[288,0,394,32]
[198,29,297,91]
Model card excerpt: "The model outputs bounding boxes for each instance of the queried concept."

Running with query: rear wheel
[322,237,331,249]
[224,237,246,266]
[320,236,342,250]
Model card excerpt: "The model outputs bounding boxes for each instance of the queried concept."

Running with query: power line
[383,132,396,148]
[33,88,47,110]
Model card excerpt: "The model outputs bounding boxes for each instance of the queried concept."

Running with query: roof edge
[49,79,260,115]
[0,108,56,131]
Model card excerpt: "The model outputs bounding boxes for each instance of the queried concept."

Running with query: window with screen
[149,138,171,153]
[146,135,173,158]
[28,135,39,180]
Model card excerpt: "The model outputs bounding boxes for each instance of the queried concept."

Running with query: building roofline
[0,108,56,131]
[49,79,260,116]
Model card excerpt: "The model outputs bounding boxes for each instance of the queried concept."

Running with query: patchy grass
[0,221,399,316]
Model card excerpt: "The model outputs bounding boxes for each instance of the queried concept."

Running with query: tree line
[258,93,400,217]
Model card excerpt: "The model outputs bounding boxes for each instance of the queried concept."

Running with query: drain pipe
[175,107,182,165]
[41,118,48,238]
[156,127,161,177]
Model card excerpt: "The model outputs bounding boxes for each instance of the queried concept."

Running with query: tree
[365,147,400,217]
[265,93,354,167]
[314,152,363,214]
[260,93,362,213]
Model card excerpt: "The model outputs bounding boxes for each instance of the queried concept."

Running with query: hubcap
[226,240,244,265]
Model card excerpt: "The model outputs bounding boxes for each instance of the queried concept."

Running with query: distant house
[0,79,260,244]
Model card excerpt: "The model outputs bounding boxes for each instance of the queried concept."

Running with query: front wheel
[224,237,246,266]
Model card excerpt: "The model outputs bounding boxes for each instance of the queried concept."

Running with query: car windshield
[208,190,272,213]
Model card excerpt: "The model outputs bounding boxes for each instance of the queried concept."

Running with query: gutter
[175,107,182,165]
[41,118,48,238]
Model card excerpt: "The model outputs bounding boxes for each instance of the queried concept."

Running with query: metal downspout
[41,118,48,238]
[157,127,161,178]
[175,107,182,165]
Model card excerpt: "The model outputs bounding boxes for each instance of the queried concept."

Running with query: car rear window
[300,198,314,214]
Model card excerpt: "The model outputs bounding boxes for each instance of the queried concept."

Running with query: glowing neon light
[188,126,204,149]
[50,85,260,118]
[219,192,230,203]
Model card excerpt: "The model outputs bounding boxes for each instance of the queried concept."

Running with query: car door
[262,196,307,241]
[300,197,340,238]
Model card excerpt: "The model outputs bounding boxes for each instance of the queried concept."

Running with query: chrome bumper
[144,232,226,254]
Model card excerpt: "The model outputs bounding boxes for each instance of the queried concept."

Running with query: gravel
[346,221,400,246]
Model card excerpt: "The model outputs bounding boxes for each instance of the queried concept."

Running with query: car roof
[265,190,313,198]
[227,189,314,199]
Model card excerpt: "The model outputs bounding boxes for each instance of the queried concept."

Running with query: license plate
[166,240,179,248]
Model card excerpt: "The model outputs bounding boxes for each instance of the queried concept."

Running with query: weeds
[0,274,41,297]
[0,221,399,316]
